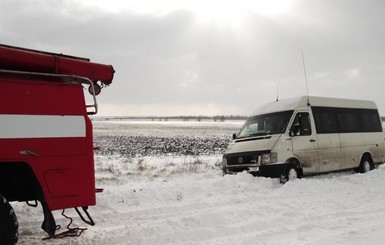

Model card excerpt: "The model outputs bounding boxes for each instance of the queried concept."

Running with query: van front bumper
[223,163,288,178]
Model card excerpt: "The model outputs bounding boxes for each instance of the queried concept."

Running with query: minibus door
[289,112,319,174]
[311,107,342,173]
[316,134,342,172]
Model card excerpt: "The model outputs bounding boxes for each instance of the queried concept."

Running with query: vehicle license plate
[248,167,259,172]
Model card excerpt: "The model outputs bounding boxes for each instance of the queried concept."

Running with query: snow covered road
[15,164,385,245]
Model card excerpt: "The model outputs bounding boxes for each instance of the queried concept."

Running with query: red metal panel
[0,78,96,210]
[0,78,86,115]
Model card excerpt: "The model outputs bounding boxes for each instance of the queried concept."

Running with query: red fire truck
[0,44,114,243]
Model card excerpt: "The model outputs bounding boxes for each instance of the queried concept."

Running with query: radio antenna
[301,50,310,106]
[276,85,279,101]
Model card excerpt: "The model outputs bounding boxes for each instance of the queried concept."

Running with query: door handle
[309,139,316,142]
[20,150,40,156]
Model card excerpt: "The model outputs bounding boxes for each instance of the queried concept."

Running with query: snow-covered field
[13,120,385,244]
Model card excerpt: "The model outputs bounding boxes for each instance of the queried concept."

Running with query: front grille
[225,151,267,166]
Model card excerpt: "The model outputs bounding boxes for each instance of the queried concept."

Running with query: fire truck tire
[0,195,19,245]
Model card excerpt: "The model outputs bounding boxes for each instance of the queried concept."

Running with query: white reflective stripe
[0,115,86,139]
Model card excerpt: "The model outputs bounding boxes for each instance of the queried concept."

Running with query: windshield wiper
[239,132,269,138]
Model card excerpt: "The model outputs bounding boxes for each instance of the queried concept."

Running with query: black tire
[281,164,300,183]
[0,195,18,245]
[357,156,373,173]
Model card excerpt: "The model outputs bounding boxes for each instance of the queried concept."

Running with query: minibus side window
[290,113,311,136]
[361,110,382,132]
[313,107,382,133]
[312,107,339,134]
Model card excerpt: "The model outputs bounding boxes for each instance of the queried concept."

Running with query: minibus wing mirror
[232,133,237,140]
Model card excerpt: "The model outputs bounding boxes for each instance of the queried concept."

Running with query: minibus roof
[250,96,378,116]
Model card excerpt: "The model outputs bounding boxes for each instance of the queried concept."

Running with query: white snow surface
[12,120,385,245]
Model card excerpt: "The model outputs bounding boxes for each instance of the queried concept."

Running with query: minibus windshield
[237,110,294,138]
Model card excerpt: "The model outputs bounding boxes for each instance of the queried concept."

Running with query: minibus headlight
[261,152,278,164]
[261,154,270,164]
[270,152,278,163]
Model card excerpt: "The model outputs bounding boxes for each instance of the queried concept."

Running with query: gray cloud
[2,0,385,116]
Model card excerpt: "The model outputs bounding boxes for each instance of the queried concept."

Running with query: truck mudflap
[41,201,56,237]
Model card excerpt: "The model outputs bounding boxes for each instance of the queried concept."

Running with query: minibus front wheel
[281,163,301,183]
[357,155,373,173]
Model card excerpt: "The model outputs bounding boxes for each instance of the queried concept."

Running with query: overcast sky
[2,0,385,116]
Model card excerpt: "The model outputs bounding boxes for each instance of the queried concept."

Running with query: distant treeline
[94,116,385,123]
[94,115,248,122]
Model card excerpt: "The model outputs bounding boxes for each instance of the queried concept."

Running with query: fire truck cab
[0,44,114,243]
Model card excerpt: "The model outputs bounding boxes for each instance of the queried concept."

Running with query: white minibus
[222,96,385,182]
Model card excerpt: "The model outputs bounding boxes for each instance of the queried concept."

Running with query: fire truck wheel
[0,195,19,245]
